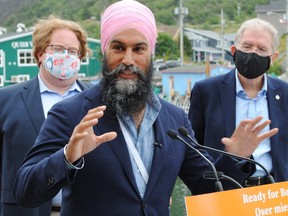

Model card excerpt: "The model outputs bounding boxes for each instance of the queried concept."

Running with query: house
[160,64,233,100]
[0,30,102,87]
[255,0,286,37]
[184,28,235,63]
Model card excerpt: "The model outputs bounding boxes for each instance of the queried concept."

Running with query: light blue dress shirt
[118,93,161,198]
[235,71,272,177]
[38,74,81,205]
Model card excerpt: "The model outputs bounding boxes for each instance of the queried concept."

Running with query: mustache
[105,63,146,80]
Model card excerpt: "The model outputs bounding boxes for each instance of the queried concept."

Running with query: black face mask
[233,49,271,79]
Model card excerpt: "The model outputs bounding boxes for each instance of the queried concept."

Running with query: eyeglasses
[237,44,272,57]
[46,45,80,57]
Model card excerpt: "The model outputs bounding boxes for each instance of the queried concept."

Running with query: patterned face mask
[42,52,80,79]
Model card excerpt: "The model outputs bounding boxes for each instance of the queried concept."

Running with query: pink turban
[101,0,157,54]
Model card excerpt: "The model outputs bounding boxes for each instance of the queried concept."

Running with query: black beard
[100,56,153,116]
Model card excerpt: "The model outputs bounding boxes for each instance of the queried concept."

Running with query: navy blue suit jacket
[13,83,253,216]
[0,77,91,216]
[188,69,288,183]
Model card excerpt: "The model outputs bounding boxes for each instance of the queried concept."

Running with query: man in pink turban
[14,1,279,216]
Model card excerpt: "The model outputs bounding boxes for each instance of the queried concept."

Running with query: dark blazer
[0,76,91,216]
[188,69,288,183]
[13,84,252,216]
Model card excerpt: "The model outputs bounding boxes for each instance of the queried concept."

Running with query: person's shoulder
[0,77,37,94]
[76,79,94,89]
[267,76,288,90]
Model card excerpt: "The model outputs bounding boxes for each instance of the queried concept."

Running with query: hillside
[0,0,37,23]
[0,0,271,37]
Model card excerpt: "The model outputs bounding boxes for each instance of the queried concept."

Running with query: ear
[271,51,279,64]
[37,52,43,59]
[231,45,236,55]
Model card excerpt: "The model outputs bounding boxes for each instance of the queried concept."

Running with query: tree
[155,32,179,60]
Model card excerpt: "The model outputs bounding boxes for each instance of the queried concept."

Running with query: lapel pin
[275,95,280,100]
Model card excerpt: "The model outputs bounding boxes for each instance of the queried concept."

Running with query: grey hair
[234,18,279,52]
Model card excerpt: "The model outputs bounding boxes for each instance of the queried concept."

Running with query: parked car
[165,60,180,68]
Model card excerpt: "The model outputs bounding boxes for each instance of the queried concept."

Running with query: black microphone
[178,126,275,184]
[167,129,223,192]
[153,142,162,148]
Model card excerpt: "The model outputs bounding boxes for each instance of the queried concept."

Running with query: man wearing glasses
[0,15,91,216]
[188,18,288,188]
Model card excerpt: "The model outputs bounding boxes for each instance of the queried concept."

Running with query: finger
[95,132,117,145]
[240,116,263,131]
[252,120,271,134]
[75,118,98,133]
[221,137,233,147]
[257,128,279,140]
[81,107,106,123]
[69,131,89,144]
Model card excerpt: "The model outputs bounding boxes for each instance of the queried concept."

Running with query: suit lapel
[266,77,281,169]
[219,70,236,137]
[96,110,140,195]
[143,112,167,199]
[20,77,45,134]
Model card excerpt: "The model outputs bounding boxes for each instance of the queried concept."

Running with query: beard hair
[100,56,154,116]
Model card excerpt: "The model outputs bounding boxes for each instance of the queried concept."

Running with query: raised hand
[221,116,278,157]
[65,105,117,163]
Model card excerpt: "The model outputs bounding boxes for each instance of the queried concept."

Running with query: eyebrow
[110,39,148,47]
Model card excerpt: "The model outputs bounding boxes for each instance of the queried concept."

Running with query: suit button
[142,203,147,208]
[48,177,55,186]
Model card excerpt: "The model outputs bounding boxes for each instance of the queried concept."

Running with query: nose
[122,49,134,66]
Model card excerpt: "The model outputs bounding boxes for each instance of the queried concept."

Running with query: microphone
[178,126,275,184]
[167,129,223,192]
[153,142,162,148]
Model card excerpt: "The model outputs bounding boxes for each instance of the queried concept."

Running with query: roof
[161,65,206,74]
[0,30,100,43]
[161,64,233,74]
[193,46,222,53]
[255,0,285,12]
[184,28,221,40]
[0,30,33,42]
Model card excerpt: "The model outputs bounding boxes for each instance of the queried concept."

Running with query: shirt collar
[38,73,81,95]
[235,69,267,99]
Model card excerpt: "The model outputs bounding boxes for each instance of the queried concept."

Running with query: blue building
[161,64,233,100]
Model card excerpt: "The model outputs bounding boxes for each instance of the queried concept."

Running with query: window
[11,74,30,83]
[0,75,3,86]
[18,49,36,66]
[81,55,89,65]
[0,50,3,67]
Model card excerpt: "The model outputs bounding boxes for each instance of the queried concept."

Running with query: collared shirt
[38,74,81,118]
[38,74,81,205]
[118,93,161,198]
[235,70,272,176]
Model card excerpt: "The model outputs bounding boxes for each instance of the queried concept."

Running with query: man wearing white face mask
[0,15,91,216]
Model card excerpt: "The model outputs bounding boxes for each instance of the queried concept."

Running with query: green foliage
[175,34,193,60]
[1,0,273,34]
[155,32,179,60]
[268,60,283,76]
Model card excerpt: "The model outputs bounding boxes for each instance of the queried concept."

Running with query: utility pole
[179,0,184,66]
[221,8,225,61]
[175,0,188,66]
